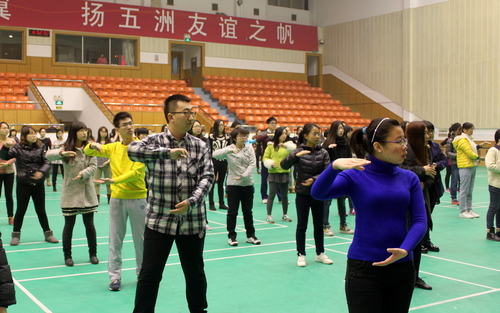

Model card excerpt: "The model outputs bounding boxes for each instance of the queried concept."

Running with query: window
[55,34,137,66]
[0,29,23,61]
[212,3,218,11]
[268,0,308,10]
[254,8,260,16]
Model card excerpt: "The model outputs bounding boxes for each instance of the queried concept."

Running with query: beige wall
[323,0,500,128]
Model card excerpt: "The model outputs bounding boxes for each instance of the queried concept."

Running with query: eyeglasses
[237,135,249,139]
[119,122,134,128]
[379,138,408,146]
[170,111,196,117]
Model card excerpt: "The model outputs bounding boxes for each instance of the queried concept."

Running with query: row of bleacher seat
[204,75,310,87]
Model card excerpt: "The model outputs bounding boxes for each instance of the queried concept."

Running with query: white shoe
[469,210,480,218]
[297,255,306,267]
[246,236,261,245]
[315,253,333,264]
[324,227,334,236]
[459,212,474,219]
[228,238,238,246]
[205,224,212,231]
[266,215,275,223]
[281,214,292,222]
[262,199,268,204]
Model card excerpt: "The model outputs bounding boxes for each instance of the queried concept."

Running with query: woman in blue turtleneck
[312,118,427,313]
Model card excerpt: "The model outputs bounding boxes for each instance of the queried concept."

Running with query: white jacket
[485,146,500,189]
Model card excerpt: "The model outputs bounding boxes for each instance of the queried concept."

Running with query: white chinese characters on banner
[119,7,140,29]
[0,0,11,20]
[277,23,294,44]
[249,20,266,42]
[219,17,237,39]
[154,10,174,33]
[187,13,207,36]
[82,2,104,27]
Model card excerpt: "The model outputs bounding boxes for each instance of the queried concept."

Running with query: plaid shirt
[127,130,214,235]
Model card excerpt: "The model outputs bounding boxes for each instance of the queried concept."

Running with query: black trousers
[226,185,255,239]
[0,173,14,217]
[345,259,415,313]
[209,159,227,206]
[51,164,64,186]
[14,182,50,232]
[296,193,324,256]
[134,227,207,313]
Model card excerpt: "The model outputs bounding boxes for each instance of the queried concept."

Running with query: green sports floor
[1,167,499,313]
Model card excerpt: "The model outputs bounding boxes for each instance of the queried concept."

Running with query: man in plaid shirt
[128,94,214,313]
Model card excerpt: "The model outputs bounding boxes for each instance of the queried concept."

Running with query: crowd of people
[0,98,499,312]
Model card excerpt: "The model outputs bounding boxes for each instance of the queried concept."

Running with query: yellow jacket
[452,135,478,168]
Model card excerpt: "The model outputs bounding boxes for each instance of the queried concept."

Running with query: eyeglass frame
[170,111,197,117]
[379,138,408,146]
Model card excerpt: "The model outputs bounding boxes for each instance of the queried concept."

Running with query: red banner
[1,0,318,51]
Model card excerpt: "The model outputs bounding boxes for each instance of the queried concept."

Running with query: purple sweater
[311,155,427,263]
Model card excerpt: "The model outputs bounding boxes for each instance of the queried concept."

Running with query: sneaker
[421,246,428,254]
[228,238,238,246]
[8,217,14,226]
[340,224,354,234]
[349,208,356,215]
[281,214,292,222]
[446,188,450,193]
[109,279,121,291]
[205,224,212,231]
[469,210,480,218]
[209,204,216,211]
[246,236,261,245]
[219,204,229,210]
[315,252,333,264]
[262,199,268,204]
[452,199,459,205]
[266,215,275,223]
[459,212,474,219]
[423,242,440,252]
[297,254,306,267]
[323,227,334,236]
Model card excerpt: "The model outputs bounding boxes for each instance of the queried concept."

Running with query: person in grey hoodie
[212,127,261,247]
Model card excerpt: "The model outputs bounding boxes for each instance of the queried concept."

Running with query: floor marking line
[13,278,53,313]
[419,270,498,290]
[409,289,500,311]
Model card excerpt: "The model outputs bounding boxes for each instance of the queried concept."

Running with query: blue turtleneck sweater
[311,155,427,263]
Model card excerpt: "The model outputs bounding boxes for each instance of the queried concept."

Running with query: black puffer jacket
[0,233,16,307]
[2,143,51,184]
[281,144,330,195]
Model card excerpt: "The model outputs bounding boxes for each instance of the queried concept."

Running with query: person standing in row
[84,112,147,292]
[213,127,261,247]
[128,94,214,313]
[208,119,230,211]
[312,118,427,313]
[257,117,281,204]
[0,123,15,226]
[485,129,500,241]
[282,123,333,267]
[263,126,295,223]
[47,122,99,266]
[446,123,462,206]
[50,129,65,192]
[1,126,59,246]
[39,127,52,187]
[94,126,112,204]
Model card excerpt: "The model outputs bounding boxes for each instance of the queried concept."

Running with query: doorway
[170,42,204,87]
[306,54,321,88]
[171,51,182,80]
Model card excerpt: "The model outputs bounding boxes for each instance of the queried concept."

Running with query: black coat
[281,144,330,195]
[2,143,51,184]
[0,233,16,307]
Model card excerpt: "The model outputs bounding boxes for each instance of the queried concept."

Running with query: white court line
[423,254,500,273]
[419,270,497,290]
[409,289,500,311]
[13,278,52,313]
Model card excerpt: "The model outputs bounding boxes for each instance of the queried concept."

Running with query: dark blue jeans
[450,164,459,200]
[226,185,255,239]
[296,193,324,256]
[134,228,207,313]
[487,185,500,229]
[345,259,415,313]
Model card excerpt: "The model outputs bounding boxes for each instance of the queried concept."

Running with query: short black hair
[230,127,249,142]
[266,117,277,124]
[164,94,191,123]
[113,112,133,128]
[231,121,242,128]
[135,127,148,137]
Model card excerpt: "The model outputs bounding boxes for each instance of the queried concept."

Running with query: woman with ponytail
[312,118,427,313]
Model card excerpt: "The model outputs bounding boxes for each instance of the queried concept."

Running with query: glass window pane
[268,0,278,5]
[280,0,291,8]
[291,0,304,9]
[111,38,136,66]
[0,30,23,60]
[84,36,109,64]
[56,34,82,63]
[172,56,178,75]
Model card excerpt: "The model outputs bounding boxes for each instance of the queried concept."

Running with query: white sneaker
[315,253,333,264]
[266,215,275,223]
[246,236,261,245]
[459,212,474,219]
[340,224,354,234]
[281,214,292,222]
[469,210,480,218]
[297,255,306,267]
[228,238,238,246]
[205,224,212,231]
[324,227,334,236]
[262,199,268,204]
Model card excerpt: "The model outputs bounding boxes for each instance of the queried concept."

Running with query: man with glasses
[128,94,214,313]
[84,111,147,292]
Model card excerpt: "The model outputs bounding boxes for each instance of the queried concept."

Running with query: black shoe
[487,232,500,241]
[65,258,74,267]
[424,242,440,252]
[421,246,428,254]
[209,204,216,211]
[90,255,99,264]
[415,277,432,290]
[219,204,229,210]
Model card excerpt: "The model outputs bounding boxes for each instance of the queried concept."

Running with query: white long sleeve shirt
[212,144,255,186]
